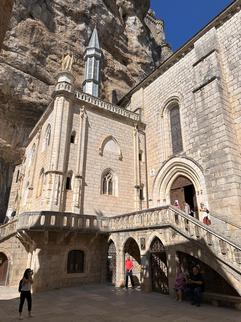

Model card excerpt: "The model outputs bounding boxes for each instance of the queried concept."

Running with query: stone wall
[129,8,241,226]
[13,89,146,216]
[0,231,108,291]
[0,235,28,286]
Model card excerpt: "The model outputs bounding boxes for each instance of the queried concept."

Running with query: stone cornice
[119,0,241,107]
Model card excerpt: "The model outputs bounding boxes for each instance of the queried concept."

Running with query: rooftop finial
[87,27,100,49]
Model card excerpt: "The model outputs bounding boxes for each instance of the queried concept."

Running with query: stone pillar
[166,247,177,297]
[48,72,74,211]
[140,250,152,292]
[72,107,87,213]
[115,248,125,287]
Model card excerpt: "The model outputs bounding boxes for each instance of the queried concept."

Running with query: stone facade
[0,1,241,302]
[125,2,241,227]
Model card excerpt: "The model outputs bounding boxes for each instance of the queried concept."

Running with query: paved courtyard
[0,285,240,322]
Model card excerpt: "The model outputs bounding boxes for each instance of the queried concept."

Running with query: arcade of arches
[107,230,240,297]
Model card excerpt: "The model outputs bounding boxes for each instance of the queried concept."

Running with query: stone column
[115,248,125,287]
[72,107,87,213]
[166,247,177,297]
[28,130,41,209]
[140,250,152,292]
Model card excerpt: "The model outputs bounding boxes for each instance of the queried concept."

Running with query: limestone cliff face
[0,0,171,221]
[0,0,14,49]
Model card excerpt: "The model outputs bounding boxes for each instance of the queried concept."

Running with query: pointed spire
[87,27,100,49]
[83,27,102,98]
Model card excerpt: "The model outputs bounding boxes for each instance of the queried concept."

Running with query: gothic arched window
[101,170,117,196]
[70,131,76,144]
[42,124,51,151]
[66,171,73,190]
[37,168,45,197]
[29,143,36,166]
[67,250,84,273]
[169,104,183,154]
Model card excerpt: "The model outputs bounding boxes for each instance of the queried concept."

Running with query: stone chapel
[0,0,241,307]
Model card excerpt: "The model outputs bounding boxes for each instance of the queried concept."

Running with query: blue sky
[150,0,233,51]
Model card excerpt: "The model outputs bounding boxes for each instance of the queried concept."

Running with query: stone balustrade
[1,207,240,272]
[55,81,73,93]
[16,212,100,232]
[75,91,140,122]
[0,219,17,241]
[101,206,241,271]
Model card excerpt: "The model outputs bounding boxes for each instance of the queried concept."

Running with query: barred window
[67,250,84,273]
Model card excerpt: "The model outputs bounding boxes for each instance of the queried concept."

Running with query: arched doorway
[170,175,198,214]
[107,241,116,285]
[150,238,169,294]
[0,252,8,285]
[124,238,141,287]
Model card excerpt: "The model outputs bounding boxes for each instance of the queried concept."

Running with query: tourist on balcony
[18,268,34,320]
[174,200,181,209]
[203,209,211,226]
[125,256,135,289]
[174,266,187,301]
[182,201,191,216]
[185,266,204,307]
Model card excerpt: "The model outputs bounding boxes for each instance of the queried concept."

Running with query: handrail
[209,211,241,230]
[168,206,241,250]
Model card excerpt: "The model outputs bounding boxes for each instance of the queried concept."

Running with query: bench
[203,292,241,310]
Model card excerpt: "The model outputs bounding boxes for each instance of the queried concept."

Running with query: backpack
[18,279,23,292]
[203,216,211,226]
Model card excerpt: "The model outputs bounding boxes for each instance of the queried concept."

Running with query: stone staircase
[101,206,241,278]
[0,206,241,293]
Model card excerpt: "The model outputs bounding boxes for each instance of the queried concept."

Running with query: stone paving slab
[0,285,240,322]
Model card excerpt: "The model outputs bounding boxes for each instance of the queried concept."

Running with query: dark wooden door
[0,253,8,285]
[107,242,116,285]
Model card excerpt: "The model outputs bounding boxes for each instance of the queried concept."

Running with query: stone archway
[0,252,8,285]
[150,237,169,294]
[177,251,239,296]
[152,157,207,212]
[170,175,198,214]
[124,237,141,287]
